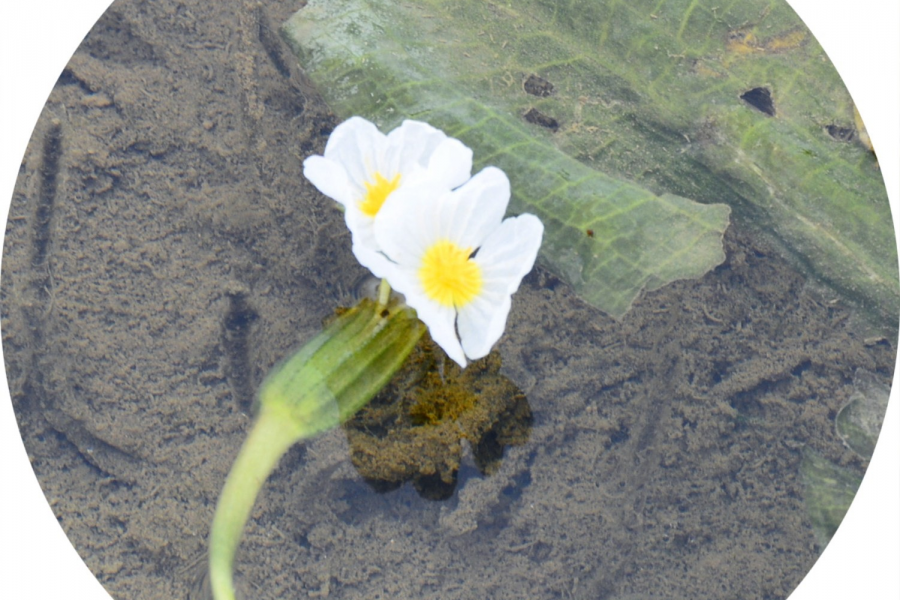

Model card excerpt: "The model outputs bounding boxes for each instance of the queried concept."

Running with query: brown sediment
[343,338,532,500]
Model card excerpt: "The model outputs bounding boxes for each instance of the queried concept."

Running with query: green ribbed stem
[208,295,425,600]
[208,405,299,600]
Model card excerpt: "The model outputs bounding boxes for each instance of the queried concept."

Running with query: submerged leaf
[835,369,890,460]
[283,0,730,317]
[283,0,897,324]
[800,449,861,549]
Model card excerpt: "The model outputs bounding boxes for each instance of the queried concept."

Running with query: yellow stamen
[359,172,401,217]
[419,240,482,308]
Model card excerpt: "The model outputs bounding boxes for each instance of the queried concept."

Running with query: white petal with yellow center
[459,214,543,360]
[374,168,543,367]
[303,117,473,278]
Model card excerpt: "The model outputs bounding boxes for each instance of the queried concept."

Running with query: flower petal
[323,116,387,188]
[373,181,445,267]
[456,214,543,359]
[473,213,544,296]
[303,156,353,207]
[437,167,510,250]
[457,290,512,361]
[349,242,394,280]
[341,195,402,279]
[383,120,448,176]
[375,167,507,257]
[423,137,473,190]
[415,298,467,368]
[382,261,468,367]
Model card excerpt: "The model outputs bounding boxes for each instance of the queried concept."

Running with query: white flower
[303,116,473,278]
[373,167,543,367]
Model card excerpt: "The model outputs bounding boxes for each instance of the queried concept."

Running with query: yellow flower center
[419,240,483,307]
[359,172,401,217]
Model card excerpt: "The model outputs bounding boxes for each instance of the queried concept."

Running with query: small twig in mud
[505,540,537,553]
[701,304,724,324]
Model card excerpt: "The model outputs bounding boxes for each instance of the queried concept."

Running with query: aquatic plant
[836,369,890,461]
[800,448,862,550]
[208,117,542,600]
[800,370,888,549]
[304,118,543,366]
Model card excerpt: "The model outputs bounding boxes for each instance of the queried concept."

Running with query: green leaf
[800,449,861,549]
[283,0,897,324]
[283,0,731,318]
[835,369,890,461]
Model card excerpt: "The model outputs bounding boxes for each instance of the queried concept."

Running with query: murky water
[1,1,896,599]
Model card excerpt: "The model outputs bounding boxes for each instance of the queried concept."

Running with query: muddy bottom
[1,1,895,599]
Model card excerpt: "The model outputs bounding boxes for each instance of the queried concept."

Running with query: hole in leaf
[740,87,775,116]
[826,124,855,142]
[523,107,559,131]
[523,73,554,97]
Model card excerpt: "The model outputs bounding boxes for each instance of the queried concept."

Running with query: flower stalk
[208,404,299,600]
[208,296,425,600]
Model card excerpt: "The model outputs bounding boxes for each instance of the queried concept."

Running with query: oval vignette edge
[0,1,897,599]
